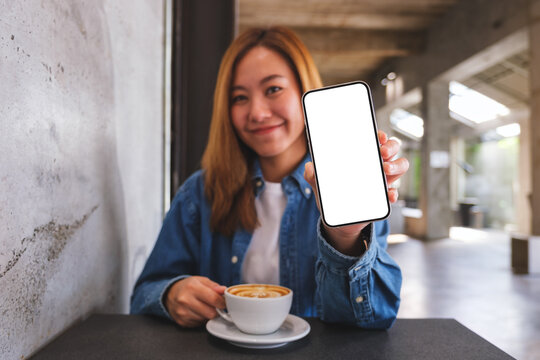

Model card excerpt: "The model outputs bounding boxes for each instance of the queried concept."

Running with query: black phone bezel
[301,80,391,228]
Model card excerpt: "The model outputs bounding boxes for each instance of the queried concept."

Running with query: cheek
[230,107,244,133]
[282,97,304,130]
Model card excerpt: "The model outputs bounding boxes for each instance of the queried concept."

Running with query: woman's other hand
[165,276,226,327]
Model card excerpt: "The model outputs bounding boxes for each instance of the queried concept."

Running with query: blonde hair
[201,27,323,236]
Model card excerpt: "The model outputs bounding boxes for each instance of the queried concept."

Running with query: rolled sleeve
[315,219,401,329]
[317,219,377,274]
[131,275,188,319]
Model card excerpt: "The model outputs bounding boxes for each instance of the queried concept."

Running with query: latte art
[228,285,290,298]
[219,283,293,334]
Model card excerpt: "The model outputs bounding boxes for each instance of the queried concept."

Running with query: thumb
[303,161,316,188]
[200,277,227,294]
[212,285,227,295]
[304,162,322,213]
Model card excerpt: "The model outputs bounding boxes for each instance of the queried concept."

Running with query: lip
[249,123,284,135]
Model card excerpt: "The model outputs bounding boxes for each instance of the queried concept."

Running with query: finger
[303,161,315,187]
[378,130,388,145]
[198,277,227,295]
[195,282,226,309]
[384,158,409,177]
[380,139,400,161]
[189,298,221,320]
[388,188,399,203]
[304,162,322,212]
[198,276,220,288]
[386,174,403,186]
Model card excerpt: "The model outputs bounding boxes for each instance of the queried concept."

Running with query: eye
[231,94,248,104]
[266,86,282,95]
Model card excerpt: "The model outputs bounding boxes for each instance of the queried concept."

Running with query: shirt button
[231,256,238,264]
[256,180,263,187]
[304,188,311,195]
[355,296,364,303]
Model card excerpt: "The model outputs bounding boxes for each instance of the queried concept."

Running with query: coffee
[228,284,290,298]
[217,284,293,334]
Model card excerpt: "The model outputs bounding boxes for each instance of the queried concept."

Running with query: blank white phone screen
[303,82,390,227]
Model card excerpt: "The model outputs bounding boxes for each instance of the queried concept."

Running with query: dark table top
[30,315,514,360]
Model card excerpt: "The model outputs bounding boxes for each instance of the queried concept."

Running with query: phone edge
[301,81,392,228]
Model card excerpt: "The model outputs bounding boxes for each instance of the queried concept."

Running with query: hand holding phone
[302,81,390,228]
[303,130,405,255]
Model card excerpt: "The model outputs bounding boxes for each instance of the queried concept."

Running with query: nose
[249,96,272,123]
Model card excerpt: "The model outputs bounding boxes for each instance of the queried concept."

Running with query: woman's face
[230,46,306,161]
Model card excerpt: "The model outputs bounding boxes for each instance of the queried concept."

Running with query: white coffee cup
[216,284,293,335]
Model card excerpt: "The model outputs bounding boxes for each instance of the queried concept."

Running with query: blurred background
[1,0,539,359]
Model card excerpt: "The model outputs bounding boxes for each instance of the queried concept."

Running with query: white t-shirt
[241,181,287,285]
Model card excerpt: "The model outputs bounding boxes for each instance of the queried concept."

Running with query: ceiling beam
[241,0,458,9]
[237,0,459,88]
[315,55,387,85]
[301,28,424,85]
[294,28,425,56]
[239,0,458,31]
[240,12,438,31]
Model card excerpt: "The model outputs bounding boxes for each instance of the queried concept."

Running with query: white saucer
[206,314,310,349]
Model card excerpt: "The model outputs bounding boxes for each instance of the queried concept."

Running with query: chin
[253,145,287,158]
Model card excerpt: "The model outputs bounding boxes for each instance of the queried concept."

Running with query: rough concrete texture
[0,1,164,358]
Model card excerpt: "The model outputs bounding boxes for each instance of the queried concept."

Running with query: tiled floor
[387,227,540,360]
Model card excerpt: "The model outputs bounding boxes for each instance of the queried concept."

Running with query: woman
[131,27,409,329]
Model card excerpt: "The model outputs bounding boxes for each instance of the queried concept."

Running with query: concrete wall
[0,1,164,358]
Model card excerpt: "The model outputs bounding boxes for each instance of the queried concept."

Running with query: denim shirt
[130,155,402,329]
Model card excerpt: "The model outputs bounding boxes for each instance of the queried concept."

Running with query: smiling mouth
[250,123,284,135]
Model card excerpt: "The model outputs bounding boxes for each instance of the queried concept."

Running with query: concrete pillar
[530,0,540,235]
[419,81,452,239]
[518,98,532,234]
[450,137,466,214]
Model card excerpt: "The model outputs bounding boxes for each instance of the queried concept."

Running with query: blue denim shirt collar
[251,152,313,199]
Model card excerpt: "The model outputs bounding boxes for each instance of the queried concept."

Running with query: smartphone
[302,81,390,227]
